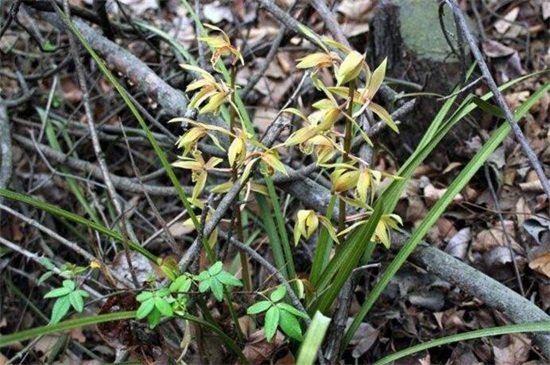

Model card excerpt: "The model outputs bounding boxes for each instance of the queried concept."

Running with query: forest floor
[1,0,550,364]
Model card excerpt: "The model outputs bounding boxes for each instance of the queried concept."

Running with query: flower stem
[229,65,252,291]
[338,79,356,237]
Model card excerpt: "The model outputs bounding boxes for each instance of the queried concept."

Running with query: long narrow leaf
[0,311,136,347]
[309,196,337,286]
[296,311,331,365]
[265,176,296,281]
[49,3,200,231]
[374,322,550,365]
[0,189,158,263]
[343,78,550,349]
[256,194,288,279]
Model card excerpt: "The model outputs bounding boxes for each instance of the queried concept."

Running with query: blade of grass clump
[0,310,248,364]
[0,189,158,263]
[0,311,136,347]
[343,121,511,348]
[343,78,550,350]
[374,322,550,365]
[36,108,101,225]
[311,201,383,313]
[309,78,466,313]
[256,194,289,279]
[49,3,201,233]
[264,176,296,282]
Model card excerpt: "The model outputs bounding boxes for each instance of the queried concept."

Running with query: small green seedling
[43,280,89,324]
[247,286,310,342]
[196,261,243,301]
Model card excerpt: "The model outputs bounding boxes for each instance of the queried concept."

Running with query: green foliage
[136,288,174,328]
[196,261,243,301]
[247,286,310,342]
[133,261,241,329]
[6,7,548,364]
[43,280,89,324]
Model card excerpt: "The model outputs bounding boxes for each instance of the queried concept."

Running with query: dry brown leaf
[529,251,550,277]
[112,251,156,286]
[515,197,531,228]
[350,322,379,359]
[437,217,457,240]
[167,220,196,237]
[543,1,550,20]
[238,315,255,338]
[61,77,83,103]
[253,107,279,135]
[240,329,284,364]
[493,334,531,365]
[274,350,295,365]
[494,7,519,34]
[445,228,470,260]
[442,162,463,174]
[33,335,61,361]
[406,196,427,223]
[336,0,375,20]
[69,327,86,343]
[472,222,523,253]
[520,179,545,192]
[505,91,530,112]
[483,39,516,58]
[423,183,463,207]
[116,0,159,15]
[0,353,8,365]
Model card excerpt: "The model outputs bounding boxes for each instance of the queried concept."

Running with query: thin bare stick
[60,0,139,287]
[14,134,193,196]
[0,236,103,299]
[446,0,550,200]
[0,102,12,203]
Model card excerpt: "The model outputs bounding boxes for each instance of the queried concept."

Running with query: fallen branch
[394,233,550,359]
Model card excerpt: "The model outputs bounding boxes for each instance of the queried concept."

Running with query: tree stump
[369,0,477,161]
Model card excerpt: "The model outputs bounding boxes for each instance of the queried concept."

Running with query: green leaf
[38,272,55,285]
[247,301,272,315]
[42,40,56,51]
[210,278,224,301]
[147,308,162,329]
[369,102,398,133]
[297,311,331,365]
[472,96,505,118]
[50,297,71,324]
[279,310,303,341]
[68,291,85,312]
[208,261,223,276]
[276,303,310,319]
[156,288,171,297]
[198,278,211,293]
[154,297,174,317]
[136,298,155,319]
[196,270,210,281]
[62,280,76,290]
[74,290,89,298]
[264,306,280,342]
[170,275,192,293]
[215,271,243,287]
[39,257,55,271]
[136,291,154,302]
[270,286,287,303]
[44,286,72,299]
